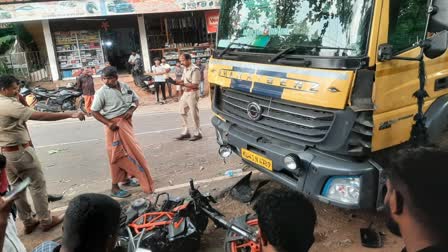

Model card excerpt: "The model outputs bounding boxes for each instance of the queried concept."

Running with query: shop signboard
[0,0,221,23]
[0,0,102,23]
[205,10,219,34]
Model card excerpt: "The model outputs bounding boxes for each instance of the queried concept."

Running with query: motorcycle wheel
[224,214,261,252]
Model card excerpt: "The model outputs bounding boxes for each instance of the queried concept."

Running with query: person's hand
[107,121,119,131]
[123,109,134,120]
[72,112,86,121]
[0,197,14,221]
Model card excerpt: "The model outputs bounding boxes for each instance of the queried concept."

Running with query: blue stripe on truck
[252,83,283,99]
[231,79,252,92]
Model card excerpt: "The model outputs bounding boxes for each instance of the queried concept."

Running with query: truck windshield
[217,0,374,57]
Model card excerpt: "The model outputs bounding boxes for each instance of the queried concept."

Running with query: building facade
[0,0,220,80]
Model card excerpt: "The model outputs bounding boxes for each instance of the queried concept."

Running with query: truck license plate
[241,149,273,171]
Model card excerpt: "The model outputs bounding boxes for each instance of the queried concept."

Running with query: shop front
[50,15,141,79]
[0,0,220,81]
[144,10,216,71]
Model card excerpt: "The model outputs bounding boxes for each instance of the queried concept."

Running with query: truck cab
[209,0,448,209]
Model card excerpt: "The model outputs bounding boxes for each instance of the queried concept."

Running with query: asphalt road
[27,107,242,206]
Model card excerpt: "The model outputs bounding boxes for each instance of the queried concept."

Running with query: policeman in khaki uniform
[176,54,202,141]
[0,75,85,234]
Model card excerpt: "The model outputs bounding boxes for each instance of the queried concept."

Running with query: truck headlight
[218,145,232,158]
[322,176,360,205]
[284,155,299,170]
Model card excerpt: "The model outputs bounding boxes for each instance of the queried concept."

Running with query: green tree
[389,0,428,52]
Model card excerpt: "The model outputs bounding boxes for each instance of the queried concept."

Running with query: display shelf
[56,50,78,53]
[61,67,82,70]
[55,43,77,46]
[54,30,105,79]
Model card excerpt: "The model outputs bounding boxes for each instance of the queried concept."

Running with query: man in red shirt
[76,68,95,115]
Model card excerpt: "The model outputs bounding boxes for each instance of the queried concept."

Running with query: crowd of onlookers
[128,51,207,105]
[1,147,447,251]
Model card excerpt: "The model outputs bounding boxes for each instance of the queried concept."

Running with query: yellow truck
[209,0,448,209]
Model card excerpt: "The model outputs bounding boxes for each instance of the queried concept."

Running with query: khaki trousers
[2,146,51,226]
[179,90,201,135]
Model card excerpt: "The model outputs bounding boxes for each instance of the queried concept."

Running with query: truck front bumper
[213,116,385,209]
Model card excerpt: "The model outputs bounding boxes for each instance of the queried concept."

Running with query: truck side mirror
[377,44,394,62]
[424,30,448,59]
[428,0,448,33]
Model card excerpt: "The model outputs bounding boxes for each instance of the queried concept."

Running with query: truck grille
[215,88,336,143]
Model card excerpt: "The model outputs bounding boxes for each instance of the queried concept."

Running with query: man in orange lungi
[76,68,95,115]
[91,66,154,198]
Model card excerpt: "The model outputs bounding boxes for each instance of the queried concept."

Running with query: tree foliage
[389,0,428,52]
[0,35,15,55]
[0,23,37,54]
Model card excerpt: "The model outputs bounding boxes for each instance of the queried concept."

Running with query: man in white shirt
[151,58,167,104]
[161,57,172,98]
[127,51,140,74]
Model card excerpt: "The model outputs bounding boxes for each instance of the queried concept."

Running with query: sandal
[110,189,131,198]
[122,179,140,187]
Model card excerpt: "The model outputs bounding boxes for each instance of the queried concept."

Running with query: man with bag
[91,66,154,198]
[175,53,202,141]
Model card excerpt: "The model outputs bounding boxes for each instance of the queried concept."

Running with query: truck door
[372,0,448,151]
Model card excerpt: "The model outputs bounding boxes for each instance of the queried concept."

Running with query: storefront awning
[0,0,220,24]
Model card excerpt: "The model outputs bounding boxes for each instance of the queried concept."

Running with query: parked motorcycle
[22,84,86,113]
[20,86,46,107]
[117,179,260,252]
[135,75,155,94]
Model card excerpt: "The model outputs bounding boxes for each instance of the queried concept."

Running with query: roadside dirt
[200,174,404,252]
[19,172,404,252]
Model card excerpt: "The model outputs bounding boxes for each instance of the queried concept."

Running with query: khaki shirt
[91,82,139,120]
[0,95,34,147]
[182,64,201,86]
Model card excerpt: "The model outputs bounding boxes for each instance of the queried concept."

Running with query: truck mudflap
[213,116,384,210]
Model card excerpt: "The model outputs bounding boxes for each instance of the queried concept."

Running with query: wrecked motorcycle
[117,179,261,252]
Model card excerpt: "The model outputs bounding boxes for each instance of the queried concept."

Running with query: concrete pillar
[137,15,151,73]
[42,20,59,81]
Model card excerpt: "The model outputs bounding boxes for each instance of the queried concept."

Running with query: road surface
[28,105,241,207]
